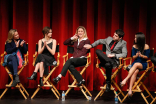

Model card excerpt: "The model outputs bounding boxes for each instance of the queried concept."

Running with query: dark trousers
[96,49,115,83]
[7,55,18,75]
[61,58,87,83]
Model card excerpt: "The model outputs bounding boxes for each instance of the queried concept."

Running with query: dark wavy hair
[115,29,125,38]
[134,32,145,54]
[42,26,51,37]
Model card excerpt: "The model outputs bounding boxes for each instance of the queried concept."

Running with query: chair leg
[19,83,29,96]
[80,87,89,100]
[65,80,77,96]
[31,87,41,99]
[48,80,60,96]
[94,89,104,101]
[18,85,27,99]
[100,84,106,96]
[82,85,92,96]
[112,80,125,97]
[0,88,9,99]
[136,85,149,104]
[50,88,59,99]
[121,93,129,103]
[151,97,156,104]
[141,82,154,99]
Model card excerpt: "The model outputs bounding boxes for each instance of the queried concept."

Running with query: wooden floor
[0,89,155,104]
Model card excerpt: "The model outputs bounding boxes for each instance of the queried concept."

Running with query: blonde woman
[53,26,90,86]
[5,29,27,87]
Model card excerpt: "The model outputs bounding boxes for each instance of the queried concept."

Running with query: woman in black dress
[27,26,57,86]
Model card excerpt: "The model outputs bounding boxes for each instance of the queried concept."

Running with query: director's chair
[31,43,60,99]
[0,43,29,99]
[94,44,125,102]
[121,48,154,104]
[63,46,92,100]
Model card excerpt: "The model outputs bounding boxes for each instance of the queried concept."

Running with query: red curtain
[0,0,156,91]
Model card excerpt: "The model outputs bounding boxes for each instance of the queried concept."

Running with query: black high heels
[53,76,61,83]
[27,72,37,80]
[77,80,85,86]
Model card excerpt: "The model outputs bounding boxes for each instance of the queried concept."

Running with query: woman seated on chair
[120,32,150,97]
[53,26,90,86]
[5,29,27,87]
[27,26,57,86]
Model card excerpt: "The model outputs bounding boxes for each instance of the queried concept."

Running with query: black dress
[34,41,56,75]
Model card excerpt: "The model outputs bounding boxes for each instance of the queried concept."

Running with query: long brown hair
[42,26,51,37]
[6,29,17,43]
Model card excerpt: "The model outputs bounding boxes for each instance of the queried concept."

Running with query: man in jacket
[84,29,127,92]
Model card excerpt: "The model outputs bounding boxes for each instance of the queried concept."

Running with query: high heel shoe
[39,77,43,87]
[120,82,125,87]
[27,72,37,80]
[128,93,132,99]
[53,76,61,84]
[76,80,85,86]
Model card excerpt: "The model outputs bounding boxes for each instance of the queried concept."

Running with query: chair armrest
[24,52,29,64]
[146,60,154,71]
[119,57,123,65]
[96,57,99,68]
[86,53,91,66]
[63,54,68,65]
[56,53,60,66]
[33,52,37,66]
[123,57,132,70]
[1,51,6,65]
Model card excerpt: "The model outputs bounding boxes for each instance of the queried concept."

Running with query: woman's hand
[44,41,47,47]
[136,51,139,57]
[138,51,144,58]
[72,34,78,40]
[84,44,92,49]
[15,40,20,47]
[20,40,25,47]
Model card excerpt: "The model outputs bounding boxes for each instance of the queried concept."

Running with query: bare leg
[39,62,44,77]
[121,63,143,85]
[34,63,40,72]
[128,69,139,95]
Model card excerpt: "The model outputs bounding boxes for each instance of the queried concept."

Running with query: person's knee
[96,49,102,55]
[40,62,44,65]
[10,56,17,62]
[133,70,139,76]
[105,63,112,69]
[133,63,139,68]
[68,65,74,70]
[133,63,141,69]
[66,58,72,64]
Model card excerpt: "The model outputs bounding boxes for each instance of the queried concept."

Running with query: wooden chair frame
[94,57,125,102]
[121,48,154,104]
[94,44,125,102]
[63,46,92,100]
[31,43,60,99]
[0,43,29,99]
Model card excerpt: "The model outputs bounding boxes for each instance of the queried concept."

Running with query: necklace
[44,38,50,42]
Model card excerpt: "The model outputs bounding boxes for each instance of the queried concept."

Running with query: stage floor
[0,89,155,104]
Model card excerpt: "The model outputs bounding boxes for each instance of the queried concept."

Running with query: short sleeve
[144,49,150,58]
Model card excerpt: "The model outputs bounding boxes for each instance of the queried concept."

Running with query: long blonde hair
[6,29,17,43]
[74,26,88,41]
